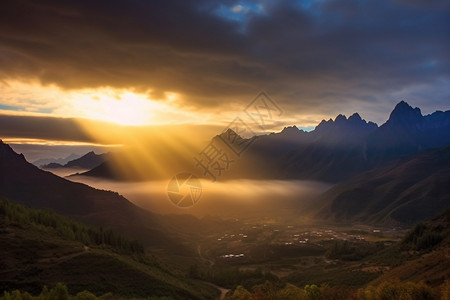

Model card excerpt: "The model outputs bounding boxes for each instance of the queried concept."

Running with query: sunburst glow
[69,90,161,126]
[0,80,206,126]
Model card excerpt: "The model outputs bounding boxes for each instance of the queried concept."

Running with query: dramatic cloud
[0,0,449,125]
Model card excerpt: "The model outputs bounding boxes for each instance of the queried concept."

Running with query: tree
[76,291,97,300]
[227,286,252,300]
[48,283,69,300]
[304,284,320,300]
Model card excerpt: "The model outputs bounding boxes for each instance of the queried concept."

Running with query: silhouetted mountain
[365,101,450,164]
[226,101,450,182]
[311,113,378,145]
[77,101,450,184]
[316,144,450,225]
[77,144,197,181]
[270,113,379,181]
[42,162,64,168]
[222,112,379,181]
[33,153,80,167]
[0,140,178,249]
[42,151,108,170]
[63,151,108,169]
[387,100,423,128]
[78,160,127,180]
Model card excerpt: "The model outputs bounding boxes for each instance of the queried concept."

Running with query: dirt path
[201,281,230,300]
[197,244,215,266]
[196,244,229,299]
[38,246,89,264]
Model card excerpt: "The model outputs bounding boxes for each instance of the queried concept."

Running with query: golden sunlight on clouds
[1,138,123,147]
[61,89,170,126]
[0,80,214,126]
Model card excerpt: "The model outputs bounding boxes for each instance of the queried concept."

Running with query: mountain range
[1,101,450,297]
[33,153,80,168]
[223,101,450,182]
[3,100,450,228]
[78,101,450,184]
[41,151,108,170]
[61,101,450,225]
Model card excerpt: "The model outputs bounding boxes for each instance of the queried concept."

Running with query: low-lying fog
[68,175,332,220]
[45,168,91,178]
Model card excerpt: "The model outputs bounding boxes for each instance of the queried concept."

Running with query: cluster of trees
[0,283,173,300]
[0,198,144,255]
[189,264,278,289]
[225,280,450,300]
[402,223,444,251]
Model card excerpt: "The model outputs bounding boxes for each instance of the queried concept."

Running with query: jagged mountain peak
[334,114,347,123]
[221,127,240,138]
[387,101,423,126]
[281,125,302,134]
[348,112,362,121]
[0,139,25,161]
[315,111,376,132]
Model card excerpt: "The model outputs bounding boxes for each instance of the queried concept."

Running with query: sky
[1,0,450,159]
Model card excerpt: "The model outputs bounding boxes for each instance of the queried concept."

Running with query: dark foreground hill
[0,198,217,299]
[0,140,178,250]
[316,144,450,225]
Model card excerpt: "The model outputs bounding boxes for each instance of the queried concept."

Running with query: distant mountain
[76,101,450,184]
[366,101,450,164]
[77,160,126,180]
[270,113,379,181]
[311,112,378,145]
[0,139,177,249]
[76,144,197,181]
[315,144,450,225]
[42,162,64,168]
[42,151,108,170]
[63,151,108,169]
[33,153,80,167]
[225,101,450,182]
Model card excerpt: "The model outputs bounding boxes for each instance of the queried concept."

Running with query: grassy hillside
[369,207,450,287]
[0,198,218,299]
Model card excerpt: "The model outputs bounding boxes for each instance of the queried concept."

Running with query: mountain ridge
[41,151,108,170]
[33,153,81,168]
[0,139,181,250]
[315,144,450,225]
[74,101,450,185]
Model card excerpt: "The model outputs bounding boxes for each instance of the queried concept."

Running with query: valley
[2,100,450,299]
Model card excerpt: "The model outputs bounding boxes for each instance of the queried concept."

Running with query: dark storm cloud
[0,114,224,146]
[0,114,95,143]
[0,0,449,118]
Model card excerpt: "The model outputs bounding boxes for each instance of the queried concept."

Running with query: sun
[71,90,157,126]
[0,80,210,127]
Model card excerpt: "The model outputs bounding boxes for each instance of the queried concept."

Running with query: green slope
[368,208,450,287]
[0,198,218,299]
